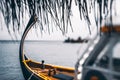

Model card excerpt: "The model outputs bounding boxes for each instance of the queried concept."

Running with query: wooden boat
[19,14,75,80]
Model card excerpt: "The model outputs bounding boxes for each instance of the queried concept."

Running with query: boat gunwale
[24,60,74,70]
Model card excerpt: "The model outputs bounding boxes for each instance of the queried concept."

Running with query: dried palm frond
[0,0,114,35]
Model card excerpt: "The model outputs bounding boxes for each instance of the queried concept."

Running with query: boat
[19,14,75,80]
[64,37,88,43]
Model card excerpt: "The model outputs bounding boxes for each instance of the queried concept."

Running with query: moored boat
[19,14,75,80]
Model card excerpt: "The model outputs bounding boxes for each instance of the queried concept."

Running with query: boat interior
[23,59,75,80]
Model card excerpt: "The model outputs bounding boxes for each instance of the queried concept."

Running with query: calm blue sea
[0,41,81,80]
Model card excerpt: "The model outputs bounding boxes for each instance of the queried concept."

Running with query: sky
[0,0,120,41]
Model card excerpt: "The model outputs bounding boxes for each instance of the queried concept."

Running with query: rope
[27,72,34,80]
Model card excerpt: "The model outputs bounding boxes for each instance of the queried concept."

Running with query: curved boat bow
[19,14,39,80]
[19,14,75,80]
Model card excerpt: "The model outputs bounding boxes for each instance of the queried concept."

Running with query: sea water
[0,41,81,80]
[0,41,24,80]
